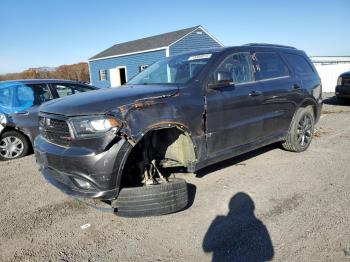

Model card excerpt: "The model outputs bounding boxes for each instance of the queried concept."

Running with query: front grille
[39,115,72,146]
[342,77,350,87]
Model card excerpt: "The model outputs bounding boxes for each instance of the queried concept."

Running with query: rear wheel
[0,131,29,161]
[282,106,315,152]
[113,178,188,217]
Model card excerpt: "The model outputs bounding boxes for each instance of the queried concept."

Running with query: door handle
[249,91,263,97]
[16,111,29,115]
[292,84,301,90]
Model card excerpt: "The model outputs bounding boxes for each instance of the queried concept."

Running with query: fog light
[73,177,92,189]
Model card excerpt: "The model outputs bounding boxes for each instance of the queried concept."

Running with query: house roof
[89,26,209,61]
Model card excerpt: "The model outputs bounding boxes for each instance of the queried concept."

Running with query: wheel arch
[115,122,198,190]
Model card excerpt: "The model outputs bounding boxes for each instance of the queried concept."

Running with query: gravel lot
[1,93,350,262]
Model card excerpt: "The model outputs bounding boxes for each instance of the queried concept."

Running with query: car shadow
[202,192,274,262]
[196,143,280,178]
[323,95,339,105]
[323,95,349,106]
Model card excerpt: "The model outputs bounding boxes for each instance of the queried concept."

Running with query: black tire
[0,131,30,161]
[282,106,315,152]
[114,178,188,217]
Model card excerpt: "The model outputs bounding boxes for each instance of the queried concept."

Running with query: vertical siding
[89,49,166,88]
[169,28,222,56]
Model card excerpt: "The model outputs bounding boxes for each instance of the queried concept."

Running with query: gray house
[88,26,223,88]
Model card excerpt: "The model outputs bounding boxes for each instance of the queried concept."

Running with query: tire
[113,178,188,217]
[282,106,315,152]
[0,131,30,161]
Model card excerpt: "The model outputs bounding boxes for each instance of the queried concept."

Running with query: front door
[110,67,127,87]
[205,52,265,158]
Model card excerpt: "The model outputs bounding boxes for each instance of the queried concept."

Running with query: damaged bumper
[34,135,130,200]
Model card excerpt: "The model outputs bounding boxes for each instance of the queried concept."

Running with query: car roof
[173,44,302,58]
[0,79,89,85]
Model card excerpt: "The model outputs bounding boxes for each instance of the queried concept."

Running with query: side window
[52,84,94,98]
[52,84,73,98]
[99,69,107,81]
[216,52,254,84]
[253,52,289,80]
[28,84,53,105]
[69,84,95,94]
[284,53,314,76]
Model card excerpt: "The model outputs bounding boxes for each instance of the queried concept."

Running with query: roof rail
[243,43,297,50]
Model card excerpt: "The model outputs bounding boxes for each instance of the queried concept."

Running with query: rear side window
[253,52,289,80]
[284,53,314,76]
[52,84,95,98]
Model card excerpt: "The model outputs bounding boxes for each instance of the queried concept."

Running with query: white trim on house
[198,26,224,47]
[168,26,224,48]
[87,62,92,84]
[165,47,170,57]
[88,47,168,62]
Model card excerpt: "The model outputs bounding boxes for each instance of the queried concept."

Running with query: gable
[169,28,223,56]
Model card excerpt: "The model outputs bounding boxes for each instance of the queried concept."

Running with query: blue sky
[0,0,349,74]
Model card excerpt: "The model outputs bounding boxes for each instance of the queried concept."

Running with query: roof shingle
[89,26,201,60]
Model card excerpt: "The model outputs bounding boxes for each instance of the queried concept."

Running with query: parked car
[0,79,99,160]
[335,71,350,104]
[35,44,322,216]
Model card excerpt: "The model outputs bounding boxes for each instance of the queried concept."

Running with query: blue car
[0,79,99,160]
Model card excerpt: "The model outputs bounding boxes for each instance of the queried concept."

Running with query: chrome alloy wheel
[0,136,24,159]
[297,114,313,147]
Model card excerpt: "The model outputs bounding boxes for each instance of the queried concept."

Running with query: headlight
[337,77,342,86]
[70,115,121,138]
[0,113,7,125]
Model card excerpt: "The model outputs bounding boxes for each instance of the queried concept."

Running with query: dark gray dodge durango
[35,44,323,216]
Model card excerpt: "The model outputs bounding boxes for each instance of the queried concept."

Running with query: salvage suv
[35,44,322,216]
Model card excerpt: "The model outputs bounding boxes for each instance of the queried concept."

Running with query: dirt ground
[1,93,350,262]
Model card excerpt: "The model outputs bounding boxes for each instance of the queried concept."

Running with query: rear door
[205,52,265,157]
[252,51,296,138]
[11,83,54,141]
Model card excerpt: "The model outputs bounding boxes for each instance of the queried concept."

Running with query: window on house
[99,70,107,81]
[139,65,149,72]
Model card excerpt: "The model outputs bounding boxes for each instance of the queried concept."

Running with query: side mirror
[208,71,234,89]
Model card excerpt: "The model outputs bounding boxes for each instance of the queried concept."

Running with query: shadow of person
[203,193,274,262]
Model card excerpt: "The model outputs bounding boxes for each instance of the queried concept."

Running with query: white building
[311,56,350,93]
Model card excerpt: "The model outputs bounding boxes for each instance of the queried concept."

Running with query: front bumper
[35,135,129,200]
[336,85,350,98]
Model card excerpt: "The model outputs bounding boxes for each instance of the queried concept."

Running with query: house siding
[169,28,222,56]
[89,49,166,88]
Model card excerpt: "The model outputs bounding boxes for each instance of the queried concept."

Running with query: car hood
[40,85,179,116]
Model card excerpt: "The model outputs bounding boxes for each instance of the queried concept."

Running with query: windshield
[128,53,213,85]
[0,82,44,114]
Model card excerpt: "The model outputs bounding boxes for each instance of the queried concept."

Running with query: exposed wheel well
[121,127,196,187]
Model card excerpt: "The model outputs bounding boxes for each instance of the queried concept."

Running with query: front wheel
[0,131,29,161]
[282,107,315,152]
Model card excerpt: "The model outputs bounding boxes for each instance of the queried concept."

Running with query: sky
[0,0,349,74]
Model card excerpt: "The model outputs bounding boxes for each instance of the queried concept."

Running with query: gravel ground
[1,94,350,262]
